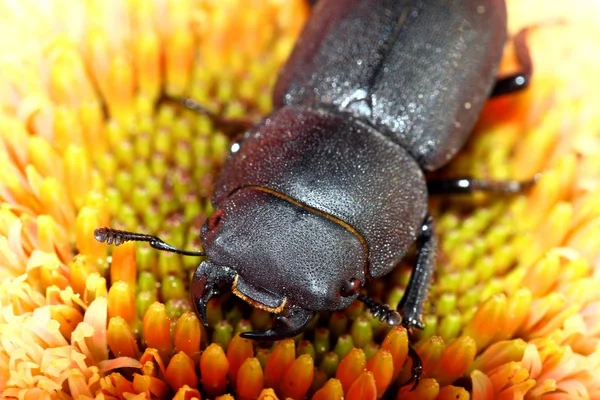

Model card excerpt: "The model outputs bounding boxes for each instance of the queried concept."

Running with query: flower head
[0,0,599,399]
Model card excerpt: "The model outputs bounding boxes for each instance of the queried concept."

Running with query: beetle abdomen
[213,105,428,278]
[274,0,507,170]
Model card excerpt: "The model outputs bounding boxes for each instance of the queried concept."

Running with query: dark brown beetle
[95,0,534,387]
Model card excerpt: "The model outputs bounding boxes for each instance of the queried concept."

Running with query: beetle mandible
[95,0,534,387]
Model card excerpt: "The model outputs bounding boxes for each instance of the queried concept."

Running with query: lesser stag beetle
[95,0,535,388]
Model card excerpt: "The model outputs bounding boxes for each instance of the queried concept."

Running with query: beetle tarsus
[402,345,423,391]
[357,294,401,326]
[240,306,314,341]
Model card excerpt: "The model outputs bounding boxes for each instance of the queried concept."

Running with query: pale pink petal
[471,370,494,400]
[98,356,142,374]
[82,297,108,362]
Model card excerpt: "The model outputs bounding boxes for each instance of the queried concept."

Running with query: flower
[0,0,599,399]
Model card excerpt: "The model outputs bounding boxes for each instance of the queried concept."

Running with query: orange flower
[1,0,599,399]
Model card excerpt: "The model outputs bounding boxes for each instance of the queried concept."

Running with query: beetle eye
[340,278,361,297]
[208,209,223,230]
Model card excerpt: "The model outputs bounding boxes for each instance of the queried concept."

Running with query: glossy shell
[213,105,428,278]
[274,0,507,170]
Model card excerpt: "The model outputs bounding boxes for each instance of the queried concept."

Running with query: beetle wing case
[213,105,428,278]
[274,0,507,170]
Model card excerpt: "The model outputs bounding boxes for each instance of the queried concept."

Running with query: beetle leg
[357,294,401,326]
[399,214,436,329]
[161,95,254,139]
[404,345,423,391]
[427,174,539,195]
[490,28,532,97]
[397,214,436,390]
[190,261,236,326]
[240,305,315,341]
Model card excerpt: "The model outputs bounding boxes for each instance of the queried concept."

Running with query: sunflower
[0,0,599,399]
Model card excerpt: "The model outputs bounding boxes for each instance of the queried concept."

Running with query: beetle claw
[241,306,314,341]
[190,261,235,327]
[402,344,423,391]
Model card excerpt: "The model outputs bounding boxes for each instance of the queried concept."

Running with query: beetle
[95,0,534,388]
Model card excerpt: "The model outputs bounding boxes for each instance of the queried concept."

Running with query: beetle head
[197,186,368,340]
[93,186,368,341]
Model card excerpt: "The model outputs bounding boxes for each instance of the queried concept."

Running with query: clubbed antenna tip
[93,227,206,257]
[94,227,109,243]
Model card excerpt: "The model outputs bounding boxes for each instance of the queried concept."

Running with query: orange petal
[336,348,366,395]
[107,316,140,358]
[200,343,229,397]
[227,333,254,386]
[110,241,137,287]
[396,378,440,400]
[434,336,477,386]
[463,294,508,350]
[173,311,202,359]
[142,302,172,361]
[264,339,295,390]
[107,281,137,324]
[257,388,280,400]
[236,357,264,400]
[312,378,344,400]
[173,385,203,400]
[280,354,314,399]
[165,352,199,392]
[346,371,377,400]
[436,385,470,400]
[380,326,409,381]
[365,349,394,397]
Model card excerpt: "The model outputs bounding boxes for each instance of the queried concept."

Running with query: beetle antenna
[161,95,253,137]
[94,227,206,257]
[357,294,402,326]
